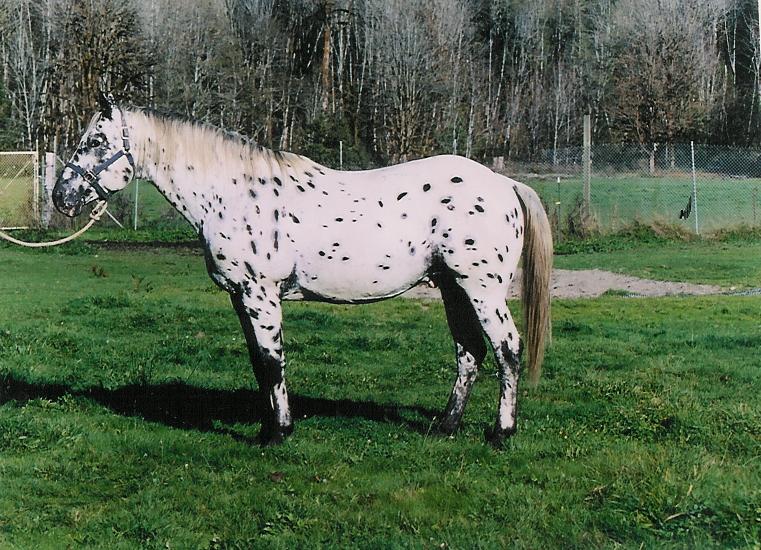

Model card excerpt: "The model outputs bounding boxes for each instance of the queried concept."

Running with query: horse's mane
[127,106,320,177]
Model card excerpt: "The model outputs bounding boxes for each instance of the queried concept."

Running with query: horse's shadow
[0,375,439,443]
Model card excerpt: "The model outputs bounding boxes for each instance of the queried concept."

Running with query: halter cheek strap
[65,116,135,201]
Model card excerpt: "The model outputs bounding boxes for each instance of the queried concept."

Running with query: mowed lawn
[555,239,761,289]
[0,244,759,548]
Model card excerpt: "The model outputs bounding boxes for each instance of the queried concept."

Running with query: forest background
[0,0,759,168]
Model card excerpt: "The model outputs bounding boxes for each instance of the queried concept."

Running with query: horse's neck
[126,110,278,234]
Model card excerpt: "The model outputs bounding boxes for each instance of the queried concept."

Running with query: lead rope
[0,201,108,248]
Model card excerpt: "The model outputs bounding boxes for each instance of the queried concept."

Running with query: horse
[53,93,553,447]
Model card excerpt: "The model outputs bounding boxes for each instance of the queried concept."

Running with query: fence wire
[512,143,761,238]
[11,144,761,236]
[0,152,38,229]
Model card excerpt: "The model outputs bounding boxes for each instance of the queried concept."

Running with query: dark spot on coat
[474,205,484,213]
[397,192,408,201]
[451,176,462,183]
[465,238,475,245]
[423,183,431,191]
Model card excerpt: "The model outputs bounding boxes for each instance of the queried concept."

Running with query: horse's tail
[513,181,553,384]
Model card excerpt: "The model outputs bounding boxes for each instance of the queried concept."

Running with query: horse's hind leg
[472,295,522,447]
[446,275,523,446]
[231,291,293,445]
[437,272,487,435]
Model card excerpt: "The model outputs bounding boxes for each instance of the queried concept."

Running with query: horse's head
[53,93,135,217]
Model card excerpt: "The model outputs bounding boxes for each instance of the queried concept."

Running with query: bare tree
[41,0,150,152]
[606,0,728,148]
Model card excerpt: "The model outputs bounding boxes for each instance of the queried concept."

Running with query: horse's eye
[88,137,102,148]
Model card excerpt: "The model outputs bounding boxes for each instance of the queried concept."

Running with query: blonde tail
[513,182,553,384]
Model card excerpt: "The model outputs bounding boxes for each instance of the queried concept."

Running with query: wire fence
[509,143,761,239]
[3,144,760,237]
[0,152,38,229]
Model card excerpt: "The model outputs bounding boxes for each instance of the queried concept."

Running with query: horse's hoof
[435,418,461,436]
[258,424,293,447]
[484,426,515,449]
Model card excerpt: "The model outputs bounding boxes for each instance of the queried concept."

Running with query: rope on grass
[0,201,108,248]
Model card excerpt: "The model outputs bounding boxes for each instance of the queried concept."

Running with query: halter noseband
[65,113,135,201]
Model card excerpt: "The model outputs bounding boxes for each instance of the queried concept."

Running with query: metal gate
[0,151,39,230]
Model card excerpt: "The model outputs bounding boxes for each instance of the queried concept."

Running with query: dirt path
[404,268,724,300]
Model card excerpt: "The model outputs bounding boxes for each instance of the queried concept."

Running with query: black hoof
[484,426,515,449]
[258,423,293,447]
[435,417,461,436]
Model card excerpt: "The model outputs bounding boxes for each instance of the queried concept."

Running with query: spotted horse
[53,94,553,447]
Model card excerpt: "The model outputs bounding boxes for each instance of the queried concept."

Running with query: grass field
[1,244,759,547]
[555,239,761,289]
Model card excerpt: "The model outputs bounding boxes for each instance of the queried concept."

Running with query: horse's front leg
[231,290,293,445]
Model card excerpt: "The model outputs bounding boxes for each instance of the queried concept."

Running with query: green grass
[555,239,761,288]
[1,245,759,547]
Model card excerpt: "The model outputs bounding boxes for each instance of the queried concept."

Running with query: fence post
[690,141,699,235]
[42,152,56,229]
[133,179,140,230]
[582,114,591,219]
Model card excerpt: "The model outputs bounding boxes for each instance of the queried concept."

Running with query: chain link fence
[509,144,761,239]
[0,152,39,229]
[9,144,761,237]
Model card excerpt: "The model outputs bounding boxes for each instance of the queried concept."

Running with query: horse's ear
[97,91,114,119]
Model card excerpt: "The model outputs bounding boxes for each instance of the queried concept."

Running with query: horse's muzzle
[52,179,85,217]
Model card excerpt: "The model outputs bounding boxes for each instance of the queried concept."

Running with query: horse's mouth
[54,200,84,218]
